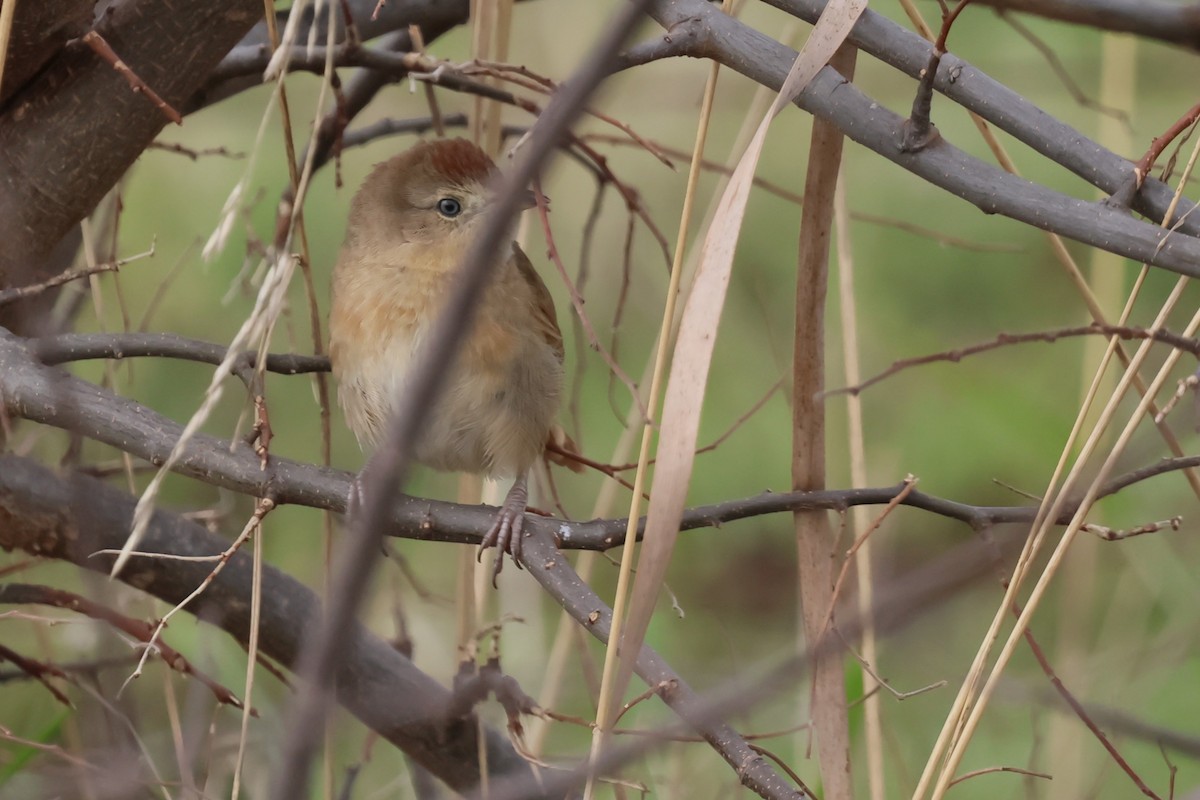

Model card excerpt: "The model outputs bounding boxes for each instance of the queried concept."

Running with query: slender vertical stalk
[1047,32,1137,795]
[833,174,884,799]
[583,18,730,795]
[793,42,857,800]
[0,0,17,94]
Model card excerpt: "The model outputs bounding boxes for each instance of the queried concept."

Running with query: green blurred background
[4,3,1200,798]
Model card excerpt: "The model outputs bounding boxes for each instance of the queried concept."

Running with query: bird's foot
[478,476,529,586]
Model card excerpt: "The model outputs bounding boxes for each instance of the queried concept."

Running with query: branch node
[78,31,183,125]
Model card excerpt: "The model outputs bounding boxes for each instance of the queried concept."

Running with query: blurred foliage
[4,3,1200,799]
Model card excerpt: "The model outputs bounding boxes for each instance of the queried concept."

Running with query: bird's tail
[544,424,586,473]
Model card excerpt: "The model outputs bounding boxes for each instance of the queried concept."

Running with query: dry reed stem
[79,217,139,497]
[927,130,1200,800]
[484,0,514,158]
[582,5,731,792]
[895,3,1195,794]
[832,169,885,800]
[459,0,504,722]
[608,5,866,796]
[119,90,285,576]
[529,400,644,755]
[160,667,196,796]
[532,64,786,760]
[792,40,858,800]
[916,272,1165,797]
[1047,31,1138,795]
[231,498,269,797]
[932,298,1200,799]
[252,5,342,790]
[600,18,877,796]
[0,0,17,95]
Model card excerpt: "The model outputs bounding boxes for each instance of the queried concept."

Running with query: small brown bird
[329,138,574,579]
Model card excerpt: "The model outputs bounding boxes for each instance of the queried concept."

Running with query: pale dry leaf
[113,251,298,577]
[263,0,312,81]
[119,12,341,577]
[610,0,869,707]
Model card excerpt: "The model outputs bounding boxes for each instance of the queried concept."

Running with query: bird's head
[346,138,533,251]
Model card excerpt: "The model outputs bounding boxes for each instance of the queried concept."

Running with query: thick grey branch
[0,454,532,793]
[188,1,472,112]
[3,329,1194,547]
[643,0,1200,277]
[970,0,1200,52]
[0,0,262,333]
[760,0,1200,237]
[0,329,808,799]
[0,0,93,106]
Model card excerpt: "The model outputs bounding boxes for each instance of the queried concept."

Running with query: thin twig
[901,0,973,150]
[0,583,246,709]
[78,31,183,125]
[946,765,1053,788]
[118,498,275,706]
[997,11,1129,127]
[0,643,73,706]
[1021,619,1163,799]
[1133,99,1200,190]
[0,241,156,307]
[146,141,246,160]
[826,323,1200,398]
[531,185,648,422]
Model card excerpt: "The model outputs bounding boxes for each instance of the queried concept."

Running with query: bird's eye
[436,197,463,218]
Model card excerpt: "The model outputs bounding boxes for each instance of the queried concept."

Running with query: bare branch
[33,331,329,377]
[0,264,117,308]
[187,0,473,111]
[269,5,694,799]
[0,0,262,315]
[2,330,1193,551]
[825,323,1200,398]
[0,583,245,709]
[745,0,1200,241]
[968,0,1200,52]
[77,31,183,125]
[0,455,534,792]
[1021,615,1164,797]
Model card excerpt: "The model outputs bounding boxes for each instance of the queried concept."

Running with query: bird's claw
[477,479,529,587]
[478,506,525,587]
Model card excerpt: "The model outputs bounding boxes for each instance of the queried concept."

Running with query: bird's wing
[511,242,564,363]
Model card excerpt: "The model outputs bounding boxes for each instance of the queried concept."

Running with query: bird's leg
[478,473,529,585]
[346,450,393,557]
[346,446,386,522]
[347,470,368,521]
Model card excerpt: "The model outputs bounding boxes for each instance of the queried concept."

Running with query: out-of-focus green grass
[4,4,1200,798]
